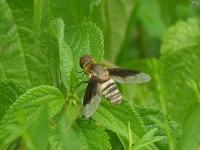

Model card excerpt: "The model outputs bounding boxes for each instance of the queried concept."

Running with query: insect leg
[72,81,89,89]
[79,72,85,79]
[76,70,85,79]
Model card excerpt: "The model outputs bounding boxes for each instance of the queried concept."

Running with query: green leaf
[51,0,101,26]
[0,0,104,92]
[177,106,200,150]
[24,106,49,150]
[0,0,58,88]
[65,22,104,88]
[49,119,111,150]
[47,18,74,90]
[135,106,178,150]
[133,128,165,150]
[0,80,25,121]
[74,119,111,150]
[49,127,64,150]
[65,22,104,63]
[93,100,145,139]
[161,18,200,54]
[49,117,82,150]
[0,0,33,87]
[0,85,65,149]
[54,21,104,125]
[92,0,136,62]
[65,98,82,128]
[160,18,200,126]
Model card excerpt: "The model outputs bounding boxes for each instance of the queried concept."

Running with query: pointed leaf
[93,100,145,139]
[0,86,65,149]
[0,80,25,120]
[133,128,165,150]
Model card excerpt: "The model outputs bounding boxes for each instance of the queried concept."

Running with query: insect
[80,55,151,118]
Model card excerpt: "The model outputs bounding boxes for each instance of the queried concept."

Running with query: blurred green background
[95,0,200,63]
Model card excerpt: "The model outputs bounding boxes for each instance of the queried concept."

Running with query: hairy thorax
[90,64,110,82]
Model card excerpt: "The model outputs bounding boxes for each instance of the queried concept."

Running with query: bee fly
[80,55,151,118]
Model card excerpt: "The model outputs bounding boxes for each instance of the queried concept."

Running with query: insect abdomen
[101,79,122,104]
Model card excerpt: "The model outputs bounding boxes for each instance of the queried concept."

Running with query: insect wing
[83,77,101,118]
[108,68,151,84]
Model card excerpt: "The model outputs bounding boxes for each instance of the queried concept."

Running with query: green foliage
[135,106,177,149]
[160,18,200,127]
[177,106,200,150]
[92,0,136,62]
[0,80,25,120]
[135,0,167,39]
[0,86,65,149]
[49,118,82,150]
[132,128,164,150]
[0,0,200,150]
[94,100,145,138]
[74,119,111,150]
[25,106,49,150]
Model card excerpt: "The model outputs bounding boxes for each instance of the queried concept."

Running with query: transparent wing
[83,93,101,118]
[108,68,151,84]
[83,77,101,118]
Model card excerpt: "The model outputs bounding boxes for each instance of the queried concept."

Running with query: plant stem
[128,122,133,150]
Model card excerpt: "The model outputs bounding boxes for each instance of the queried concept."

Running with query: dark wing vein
[108,68,151,84]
